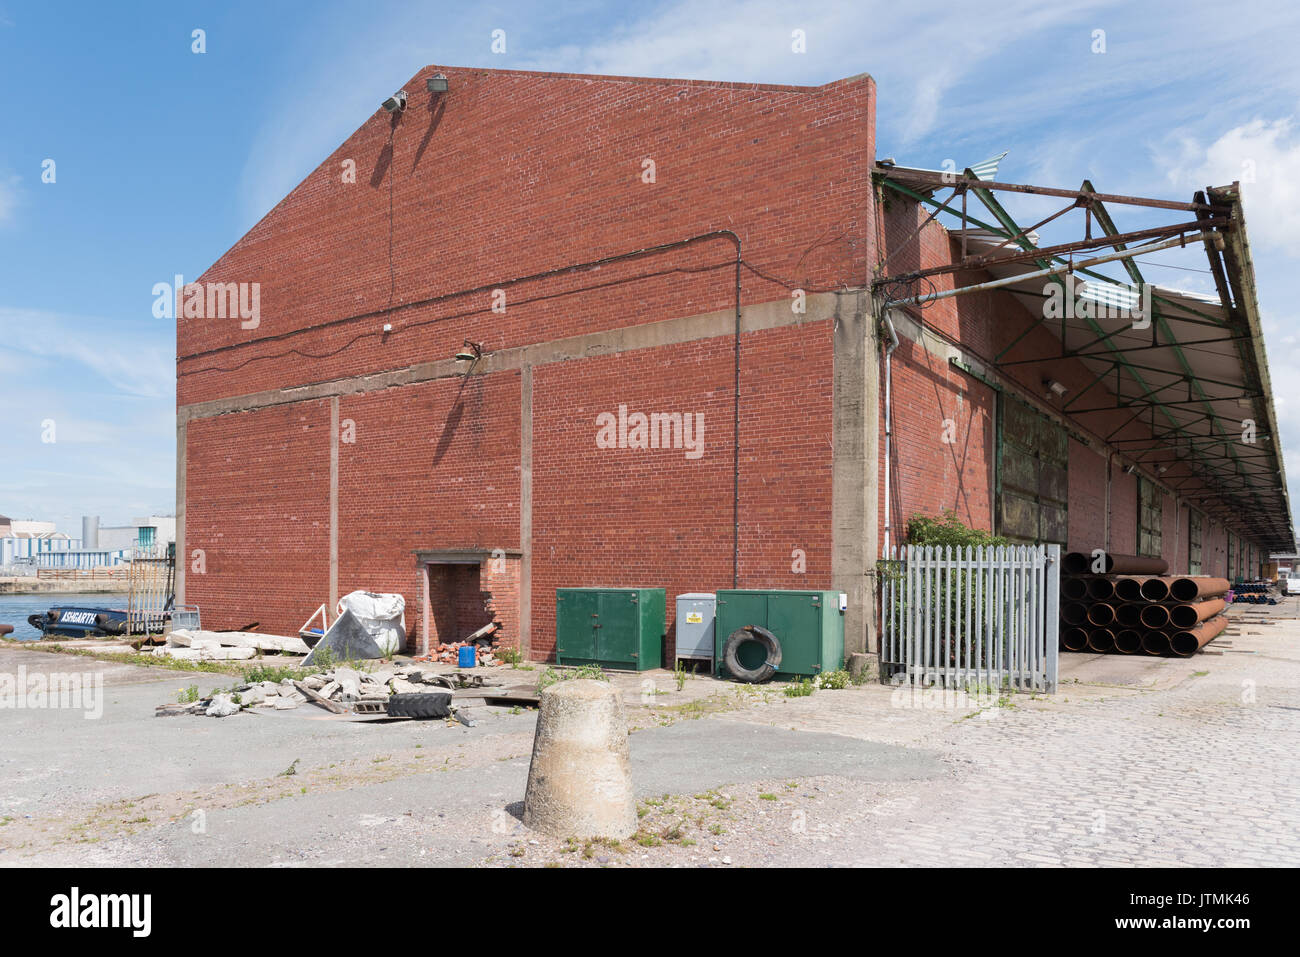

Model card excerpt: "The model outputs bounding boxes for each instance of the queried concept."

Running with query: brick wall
[1067,441,1106,552]
[881,334,995,545]
[531,322,834,661]
[180,68,874,406]
[184,401,331,633]
[423,561,514,653]
[179,67,874,658]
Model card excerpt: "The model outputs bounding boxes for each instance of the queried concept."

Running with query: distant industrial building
[1,513,173,571]
[89,515,177,555]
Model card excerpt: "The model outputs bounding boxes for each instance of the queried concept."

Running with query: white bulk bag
[336,591,407,655]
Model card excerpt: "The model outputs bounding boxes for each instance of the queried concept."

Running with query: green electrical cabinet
[714,589,844,679]
[555,588,665,672]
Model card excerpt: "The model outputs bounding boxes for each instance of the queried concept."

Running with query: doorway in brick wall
[416,549,521,657]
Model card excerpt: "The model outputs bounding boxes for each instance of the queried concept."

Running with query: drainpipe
[882,309,899,556]
[1104,451,1113,552]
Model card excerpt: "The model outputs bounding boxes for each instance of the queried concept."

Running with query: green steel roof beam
[1085,185,1262,514]
[965,181,1248,511]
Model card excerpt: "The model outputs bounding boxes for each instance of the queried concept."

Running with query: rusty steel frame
[877,217,1229,287]
[874,172,1284,535]
[874,166,1231,213]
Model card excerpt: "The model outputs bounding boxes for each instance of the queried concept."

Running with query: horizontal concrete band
[178,291,853,422]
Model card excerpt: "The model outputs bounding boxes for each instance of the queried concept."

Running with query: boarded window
[1188,511,1202,575]
[996,395,1068,544]
[1137,477,1162,558]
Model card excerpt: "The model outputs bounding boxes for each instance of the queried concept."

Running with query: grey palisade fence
[880,544,1060,692]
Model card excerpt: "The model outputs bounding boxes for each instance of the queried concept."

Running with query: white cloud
[534,0,1096,145]
[1161,118,1300,258]
[0,307,173,399]
[0,306,175,529]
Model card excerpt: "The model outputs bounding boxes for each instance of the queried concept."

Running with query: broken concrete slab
[168,628,309,654]
[206,694,241,718]
[157,646,258,662]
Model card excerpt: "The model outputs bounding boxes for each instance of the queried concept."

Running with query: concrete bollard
[523,679,636,840]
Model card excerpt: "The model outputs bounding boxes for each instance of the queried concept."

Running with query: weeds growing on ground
[537,663,607,690]
[243,664,308,684]
[817,669,850,690]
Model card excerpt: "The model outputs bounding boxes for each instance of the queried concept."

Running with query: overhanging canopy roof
[874,165,1294,551]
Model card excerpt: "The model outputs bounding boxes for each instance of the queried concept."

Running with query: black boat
[26,606,168,638]
[28,547,179,639]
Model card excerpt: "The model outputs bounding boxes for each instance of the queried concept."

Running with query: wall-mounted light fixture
[382,89,408,113]
[1043,378,1068,397]
[426,73,449,94]
[455,340,484,363]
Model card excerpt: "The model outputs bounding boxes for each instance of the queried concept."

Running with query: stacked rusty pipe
[1060,551,1230,658]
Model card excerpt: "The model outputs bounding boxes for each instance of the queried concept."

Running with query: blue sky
[1,0,1299,538]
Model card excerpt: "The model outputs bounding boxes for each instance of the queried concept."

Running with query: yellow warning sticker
[686,612,703,624]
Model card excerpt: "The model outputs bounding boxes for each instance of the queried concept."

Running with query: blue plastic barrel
[458,645,476,668]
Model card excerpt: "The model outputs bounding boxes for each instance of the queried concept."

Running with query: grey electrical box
[675,593,716,663]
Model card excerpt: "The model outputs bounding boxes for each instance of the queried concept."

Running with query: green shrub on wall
[905,510,1009,550]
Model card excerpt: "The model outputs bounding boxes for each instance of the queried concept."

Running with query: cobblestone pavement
[853,608,1300,867]
[504,605,1300,867]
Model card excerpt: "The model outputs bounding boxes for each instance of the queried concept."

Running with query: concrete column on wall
[175,416,186,604]
[831,289,879,659]
[520,365,533,660]
[330,396,340,611]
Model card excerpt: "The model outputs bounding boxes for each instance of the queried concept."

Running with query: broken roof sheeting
[877,152,1008,196]
[877,167,1293,550]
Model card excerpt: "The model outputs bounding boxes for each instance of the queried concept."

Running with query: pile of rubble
[162,665,461,718]
[423,641,505,666]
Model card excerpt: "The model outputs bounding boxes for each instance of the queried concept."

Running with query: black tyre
[722,625,782,683]
[386,692,453,719]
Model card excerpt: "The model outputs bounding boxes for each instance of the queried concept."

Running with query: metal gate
[880,544,1060,691]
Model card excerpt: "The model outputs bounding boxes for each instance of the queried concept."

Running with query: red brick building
[176,65,1292,665]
